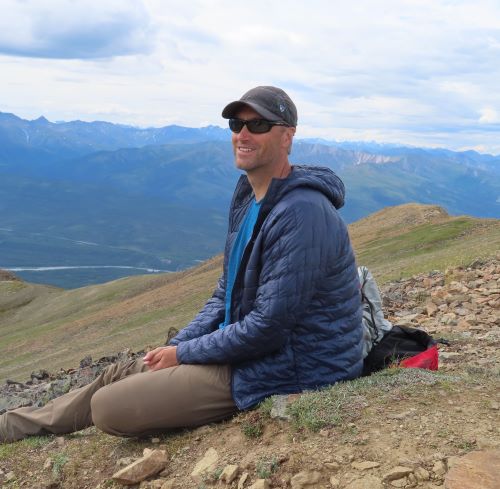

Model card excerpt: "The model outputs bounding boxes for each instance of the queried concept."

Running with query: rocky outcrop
[0,349,143,414]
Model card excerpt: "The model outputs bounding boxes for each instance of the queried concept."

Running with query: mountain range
[1,111,499,288]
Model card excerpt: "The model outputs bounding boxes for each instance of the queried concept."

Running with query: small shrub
[258,396,275,418]
[52,453,69,479]
[256,456,279,479]
[241,411,264,438]
[212,467,223,481]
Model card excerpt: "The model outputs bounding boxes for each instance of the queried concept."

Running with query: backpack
[358,266,440,375]
[358,266,394,358]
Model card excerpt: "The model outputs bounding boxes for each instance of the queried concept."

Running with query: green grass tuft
[255,455,280,479]
[287,369,459,432]
[51,452,69,479]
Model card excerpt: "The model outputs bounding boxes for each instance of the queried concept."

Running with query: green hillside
[349,203,500,282]
[0,203,498,383]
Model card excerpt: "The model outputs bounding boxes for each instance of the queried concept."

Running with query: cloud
[0,0,153,59]
[479,108,500,124]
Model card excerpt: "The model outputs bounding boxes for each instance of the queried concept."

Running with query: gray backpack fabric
[358,266,393,359]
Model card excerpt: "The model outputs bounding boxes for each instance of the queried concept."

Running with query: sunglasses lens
[246,120,272,133]
[229,119,245,133]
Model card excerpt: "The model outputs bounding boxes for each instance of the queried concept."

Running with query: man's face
[231,107,293,173]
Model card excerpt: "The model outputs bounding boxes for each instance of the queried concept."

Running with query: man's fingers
[143,347,165,363]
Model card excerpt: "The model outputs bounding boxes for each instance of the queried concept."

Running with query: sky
[1,0,500,154]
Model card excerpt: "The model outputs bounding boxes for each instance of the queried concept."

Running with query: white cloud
[0,0,153,58]
[479,108,500,123]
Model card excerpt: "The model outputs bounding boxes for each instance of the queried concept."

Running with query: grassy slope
[0,257,222,382]
[0,203,499,383]
[350,203,500,282]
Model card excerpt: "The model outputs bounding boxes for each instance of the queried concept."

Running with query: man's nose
[237,124,252,138]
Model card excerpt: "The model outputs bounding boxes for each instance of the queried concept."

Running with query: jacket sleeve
[175,199,330,364]
[169,273,226,345]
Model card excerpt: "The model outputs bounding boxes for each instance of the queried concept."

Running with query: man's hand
[143,346,179,371]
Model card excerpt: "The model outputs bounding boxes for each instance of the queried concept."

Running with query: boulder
[111,450,168,486]
[220,464,239,484]
[445,450,500,489]
[351,461,380,471]
[290,470,321,488]
[248,479,270,489]
[382,466,413,482]
[190,447,219,484]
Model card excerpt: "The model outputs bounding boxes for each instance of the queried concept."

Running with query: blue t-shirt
[220,198,261,329]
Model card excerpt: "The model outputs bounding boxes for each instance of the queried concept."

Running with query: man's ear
[282,127,296,149]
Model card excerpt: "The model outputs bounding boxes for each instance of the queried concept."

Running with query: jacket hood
[267,165,345,210]
[231,165,346,217]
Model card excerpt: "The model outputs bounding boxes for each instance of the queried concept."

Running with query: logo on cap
[279,104,286,113]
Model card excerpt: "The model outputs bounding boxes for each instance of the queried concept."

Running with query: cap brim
[221,101,282,122]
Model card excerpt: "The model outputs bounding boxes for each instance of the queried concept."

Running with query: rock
[456,320,472,330]
[345,475,384,489]
[414,466,430,481]
[291,470,321,488]
[190,447,219,484]
[248,480,270,489]
[433,460,447,477]
[5,471,15,481]
[324,461,341,471]
[270,394,292,420]
[220,464,239,484]
[383,466,413,482]
[43,457,53,470]
[79,356,93,368]
[351,461,380,471]
[489,400,499,410]
[330,475,340,487]
[426,302,439,316]
[31,370,50,381]
[238,472,249,489]
[445,450,500,489]
[112,450,168,485]
[390,477,407,487]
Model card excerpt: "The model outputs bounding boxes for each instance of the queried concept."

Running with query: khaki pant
[0,359,237,443]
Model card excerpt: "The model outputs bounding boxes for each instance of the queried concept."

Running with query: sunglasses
[228,118,290,134]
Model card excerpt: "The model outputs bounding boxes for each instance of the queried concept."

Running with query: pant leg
[0,358,147,443]
[91,364,237,437]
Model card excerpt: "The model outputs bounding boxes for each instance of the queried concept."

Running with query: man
[0,86,362,443]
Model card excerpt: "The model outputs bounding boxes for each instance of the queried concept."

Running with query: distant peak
[33,115,50,124]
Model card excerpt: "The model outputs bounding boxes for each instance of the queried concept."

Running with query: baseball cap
[222,86,298,127]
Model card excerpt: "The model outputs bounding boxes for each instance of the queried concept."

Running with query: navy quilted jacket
[170,165,363,409]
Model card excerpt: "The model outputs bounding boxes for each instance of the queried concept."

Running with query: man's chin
[235,159,255,171]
